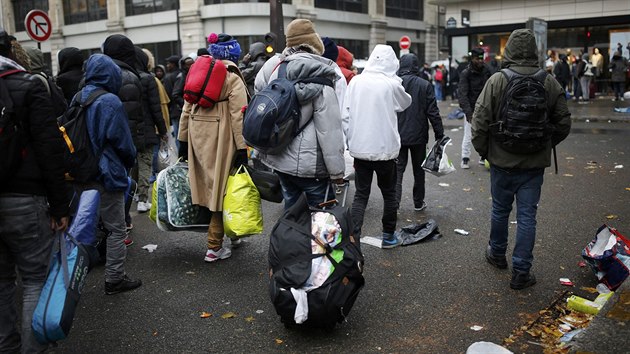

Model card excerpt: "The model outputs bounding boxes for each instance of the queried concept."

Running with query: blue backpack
[243,62,333,155]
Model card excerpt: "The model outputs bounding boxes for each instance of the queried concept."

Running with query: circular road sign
[399,35,411,50]
[25,10,52,42]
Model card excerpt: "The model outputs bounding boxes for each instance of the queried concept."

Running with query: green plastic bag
[149,181,157,222]
[223,165,263,237]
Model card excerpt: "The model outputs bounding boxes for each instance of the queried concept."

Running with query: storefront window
[315,0,367,14]
[139,41,180,67]
[334,39,369,61]
[386,0,422,21]
[12,0,48,32]
[126,0,179,16]
[64,0,107,25]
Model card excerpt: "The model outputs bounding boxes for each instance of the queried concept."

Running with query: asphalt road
[51,118,630,354]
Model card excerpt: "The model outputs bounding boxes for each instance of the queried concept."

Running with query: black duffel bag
[246,166,283,203]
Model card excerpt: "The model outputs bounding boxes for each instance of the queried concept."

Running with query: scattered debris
[614,165,623,169]
[462,187,471,192]
[275,339,284,344]
[562,174,573,177]
[438,183,450,187]
[360,236,383,248]
[245,316,255,322]
[578,261,586,267]
[465,207,473,211]
[141,244,158,253]
[587,161,597,165]
[255,310,264,314]
[626,188,630,191]
[510,221,518,224]
[450,128,459,132]
[470,325,484,331]
[559,278,574,286]
[200,312,212,318]
[565,157,575,160]
[454,229,469,236]
[606,214,618,220]
[221,312,236,319]
[186,271,195,275]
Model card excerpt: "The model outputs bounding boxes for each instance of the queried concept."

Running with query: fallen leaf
[221,312,236,319]
[245,316,255,322]
[606,215,618,220]
[200,312,212,318]
[526,329,541,337]
[580,287,598,294]
[152,331,158,336]
[275,339,284,344]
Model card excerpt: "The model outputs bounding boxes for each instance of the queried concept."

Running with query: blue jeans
[489,166,544,273]
[276,172,332,210]
[0,195,53,353]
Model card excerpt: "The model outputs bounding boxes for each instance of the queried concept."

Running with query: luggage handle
[320,180,350,209]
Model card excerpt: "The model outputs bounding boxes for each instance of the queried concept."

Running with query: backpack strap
[75,88,108,107]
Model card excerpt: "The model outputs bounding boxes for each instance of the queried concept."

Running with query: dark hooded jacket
[458,58,491,121]
[102,35,145,150]
[239,42,267,97]
[25,46,68,117]
[397,54,444,146]
[55,47,85,103]
[471,29,571,169]
[0,56,70,218]
[553,55,571,87]
[336,46,355,83]
[135,47,167,147]
[80,54,136,191]
[609,53,628,83]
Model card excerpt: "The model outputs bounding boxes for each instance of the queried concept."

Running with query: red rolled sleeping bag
[183,55,228,108]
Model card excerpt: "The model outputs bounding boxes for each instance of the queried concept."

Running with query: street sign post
[25,9,52,49]
[399,35,411,50]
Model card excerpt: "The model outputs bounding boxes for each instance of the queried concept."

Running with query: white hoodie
[342,45,412,161]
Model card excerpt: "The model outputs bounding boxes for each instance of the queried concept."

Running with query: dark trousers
[351,158,398,237]
[395,144,426,209]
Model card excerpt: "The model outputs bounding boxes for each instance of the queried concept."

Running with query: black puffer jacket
[135,47,167,147]
[0,66,70,218]
[397,54,444,146]
[458,62,492,120]
[102,35,145,150]
[55,47,84,103]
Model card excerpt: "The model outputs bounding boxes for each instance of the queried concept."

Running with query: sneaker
[478,158,486,165]
[137,201,150,213]
[381,233,402,249]
[105,275,142,295]
[230,237,242,248]
[414,201,427,211]
[123,235,134,247]
[510,271,537,290]
[204,247,232,262]
[485,245,507,269]
[461,158,470,169]
[126,223,133,232]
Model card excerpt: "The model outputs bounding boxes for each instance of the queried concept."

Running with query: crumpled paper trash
[142,244,158,253]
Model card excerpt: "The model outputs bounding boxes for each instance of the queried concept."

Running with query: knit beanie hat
[470,47,484,59]
[208,33,241,63]
[322,37,339,61]
[285,19,324,55]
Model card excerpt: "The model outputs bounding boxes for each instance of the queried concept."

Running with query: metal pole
[176,4,181,56]
[269,0,285,50]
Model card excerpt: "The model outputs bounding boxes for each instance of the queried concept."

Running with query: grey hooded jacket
[254,52,344,179]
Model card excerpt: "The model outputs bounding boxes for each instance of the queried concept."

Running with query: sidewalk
[438,94,630,123]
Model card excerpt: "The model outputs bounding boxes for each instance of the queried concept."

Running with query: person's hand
[242,53,251,65]
[51,216,70,232]
[234,149,248,168]
[435,133,445,141]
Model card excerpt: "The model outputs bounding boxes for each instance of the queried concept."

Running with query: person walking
[254,19,345,210]
[178,33,248,263]
[395,53,444,212]
[553,54,571,98]
[471,29,571,290]
[609,50,628,101]
[343,44,412,249]
[458,47,491,169]
[0,28,71,353]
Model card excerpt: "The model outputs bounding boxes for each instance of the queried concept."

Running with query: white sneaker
[461,160,470,169]
[479,158,486,165]
[204,247,232,262]
[137,201,150,213]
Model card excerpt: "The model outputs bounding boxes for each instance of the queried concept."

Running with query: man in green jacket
[471,29,571,290]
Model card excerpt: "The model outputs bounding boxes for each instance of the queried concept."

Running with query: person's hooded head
[102,34,136,69]
[363,44,399,78]
[25,47,47,73]
[0,29,11,59]
[469,47,485,71]
[134,46,149,72]
[248,42,266,61]
[207,33,241,63]
[558,53,567,62]
[57,47,85,75]
[398,53,420,77]
[321,37,339,62]
[155,64,165,79]
[84,53,122,94]
[284,19,324,55]
[501,29,539,68]
[336,46,354,70]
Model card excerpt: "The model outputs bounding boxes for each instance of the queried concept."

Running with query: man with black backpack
[0,28,71,353]
[471,29,571,290]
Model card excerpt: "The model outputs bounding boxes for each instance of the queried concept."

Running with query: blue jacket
[80,54,136,191]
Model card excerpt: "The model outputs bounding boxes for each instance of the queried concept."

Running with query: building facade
[1,0,442,74]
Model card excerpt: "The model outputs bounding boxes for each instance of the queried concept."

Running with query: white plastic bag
[422,136,456,176]
[157,128,178,172]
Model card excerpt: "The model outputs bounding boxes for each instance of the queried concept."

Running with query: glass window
[139,41,180,68]
[12,0,49,32]
[64,0,108,25]
[315,0,367,14]
[333,39,368,60]
[386,0,422,21]
[205,0,291,4]
[126,0,179,16]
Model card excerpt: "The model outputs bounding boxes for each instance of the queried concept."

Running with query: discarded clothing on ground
[582,224,630,290]
[447,108,465,120]
[396,219,442,246]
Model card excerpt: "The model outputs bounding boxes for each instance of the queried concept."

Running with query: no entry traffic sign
[25,9,52,42]
[399,35,411,50]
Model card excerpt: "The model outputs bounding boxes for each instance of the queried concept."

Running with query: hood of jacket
[249,42,266,61]
[25,47,46,72]
[102,34,137,70]
[336,46,353,70]
[398,53,420,76]
[502,29,539,68]
[134,46,149,73]
[363,44,399,78]
[58,47,84,74]
[84,54,122,94]
[285,52,338,104]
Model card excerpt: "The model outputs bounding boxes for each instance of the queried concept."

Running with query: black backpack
[490,68,551,154]
[0,70,26,184]
[243,62,333,155]
[58,89,107,183]
[34,72,68,117]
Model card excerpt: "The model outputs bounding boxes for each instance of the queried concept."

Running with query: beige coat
[178,60,247,211]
